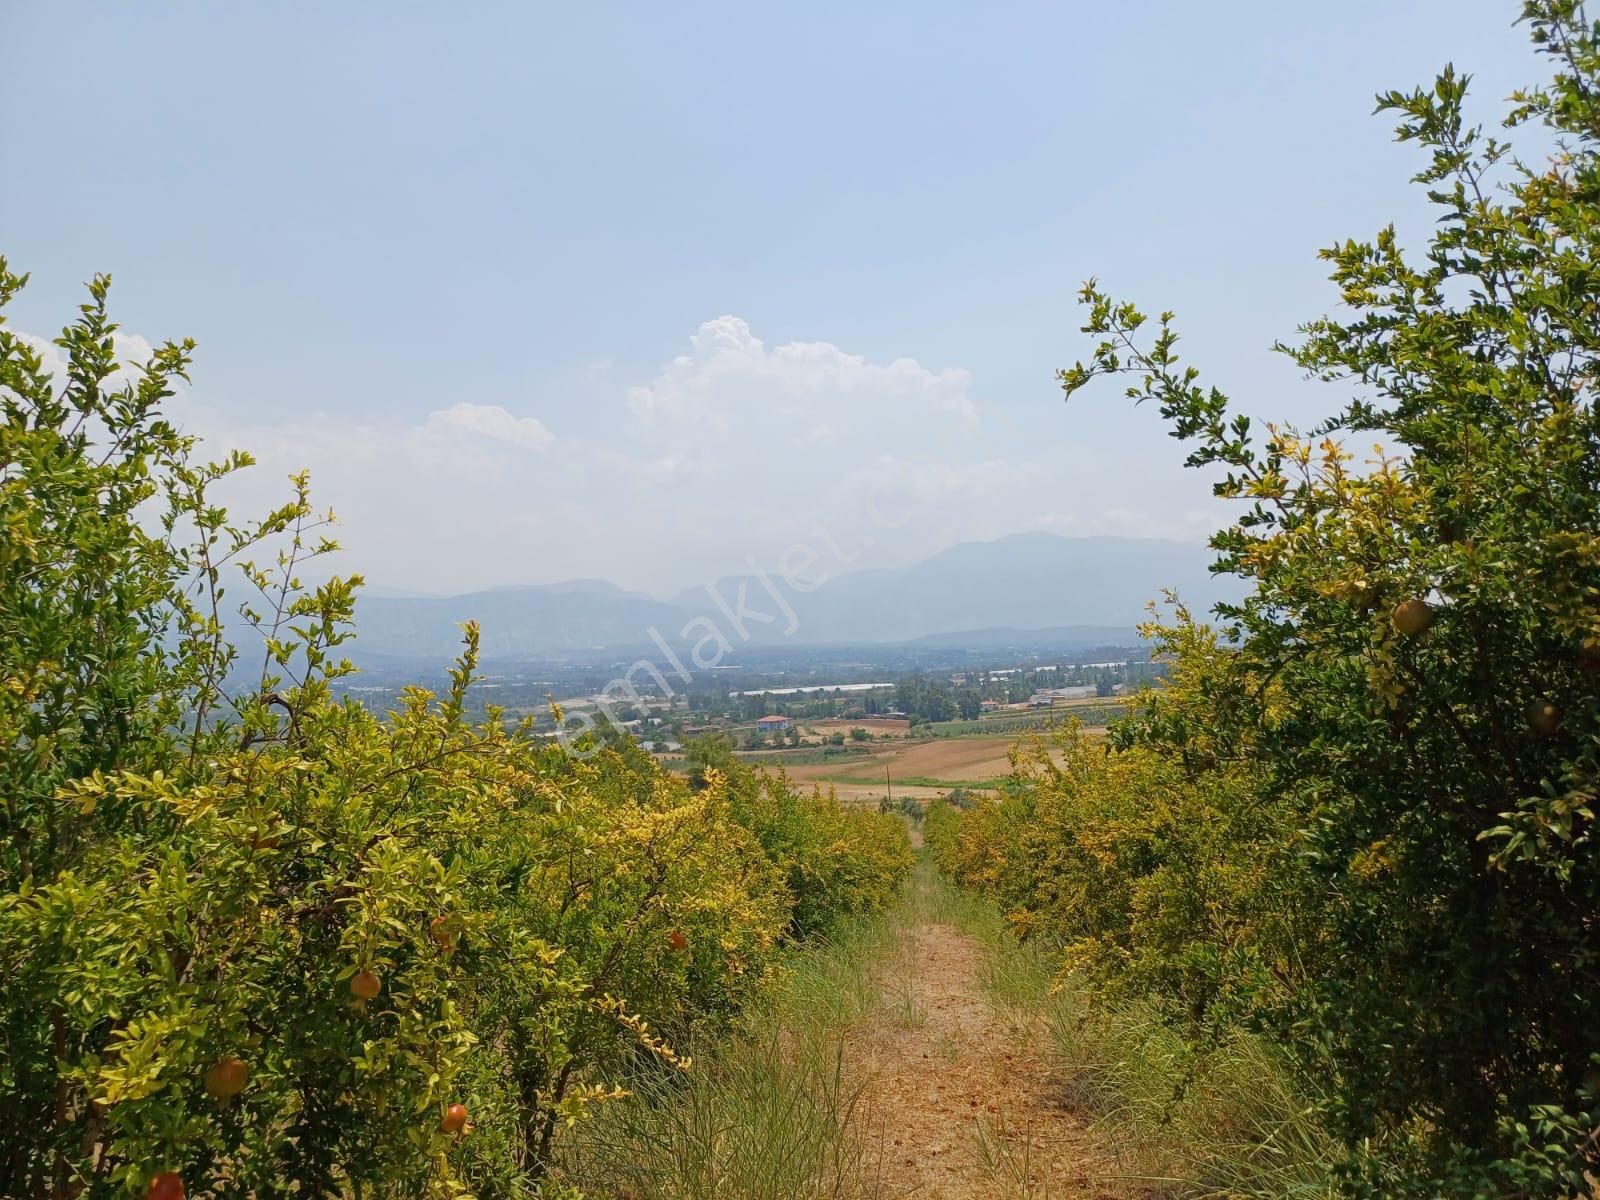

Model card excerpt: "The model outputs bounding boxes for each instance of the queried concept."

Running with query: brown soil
[849,922,1137,1200]
[810,718,914,737]
[782,737,1066,792]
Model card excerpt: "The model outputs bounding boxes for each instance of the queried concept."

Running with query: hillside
[349,534,1236,662]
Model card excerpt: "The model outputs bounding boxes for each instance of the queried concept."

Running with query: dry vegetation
[563,855,1159,1200]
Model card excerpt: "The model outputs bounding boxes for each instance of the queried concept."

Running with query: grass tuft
[915,861,1340,1200]
[557,916,893,1200]
[561,851,1337,1200]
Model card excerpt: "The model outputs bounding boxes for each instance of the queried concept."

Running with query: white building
[1028,686,1098,707]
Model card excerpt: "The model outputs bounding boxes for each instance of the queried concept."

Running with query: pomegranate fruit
[1392,597,1434,637]
[429,916,457,952]
[1528,700,1562,738]
[203,1055,248,1099]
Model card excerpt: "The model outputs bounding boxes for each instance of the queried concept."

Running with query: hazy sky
[3,2,1546,597]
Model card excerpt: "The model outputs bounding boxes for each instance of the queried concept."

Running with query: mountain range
[350,534,1240,664]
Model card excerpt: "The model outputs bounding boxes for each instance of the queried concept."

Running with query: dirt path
[849,919,1129,1200]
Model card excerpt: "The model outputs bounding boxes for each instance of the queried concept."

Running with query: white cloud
[625,316,976,435]
[424,402,554,452]
[13,314,1226,595]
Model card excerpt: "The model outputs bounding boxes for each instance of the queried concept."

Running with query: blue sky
[3,2,1545,595]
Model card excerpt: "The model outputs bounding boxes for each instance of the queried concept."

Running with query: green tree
[1061,4,1600,1190]
[0,264,913,1200]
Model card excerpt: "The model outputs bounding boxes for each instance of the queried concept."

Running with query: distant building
[1028,686,1097,707]
[756,715,792,733]
[979,699,1001,712]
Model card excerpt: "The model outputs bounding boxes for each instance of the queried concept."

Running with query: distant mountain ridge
[902,624,1141,650]
[349,534,1239,664]
[357,580,684,660]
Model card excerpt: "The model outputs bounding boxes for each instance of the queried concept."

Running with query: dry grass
[559,854,1335,1200]
[556,914,894,1200]
[923,869,1340,1200]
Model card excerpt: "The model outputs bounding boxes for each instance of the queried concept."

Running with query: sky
[2,1,1549,598]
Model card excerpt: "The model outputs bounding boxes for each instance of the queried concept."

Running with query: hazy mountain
[355,581,686,661]
[901,624,1141,651]
[683,533,1234,645]
[351,534,1238,663]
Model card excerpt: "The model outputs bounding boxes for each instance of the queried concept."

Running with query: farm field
[926,707,1124,737]
[807,717,912,738]
[738,734,1076,803]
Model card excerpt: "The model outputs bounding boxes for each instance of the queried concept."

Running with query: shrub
[690,742,913,939]
[943,4,1600,1191]
[0,264,910,1198]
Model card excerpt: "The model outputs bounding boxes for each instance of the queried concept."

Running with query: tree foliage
[0,262,912,1198]
[936,3,1600,1193]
